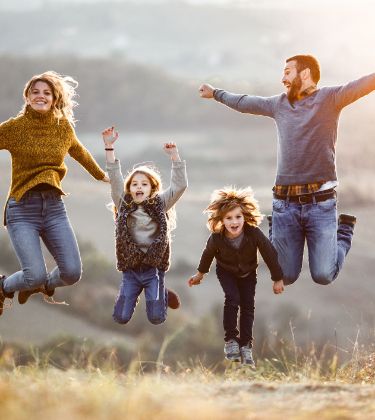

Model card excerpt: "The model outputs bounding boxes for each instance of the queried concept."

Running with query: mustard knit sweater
[0,106,105,206]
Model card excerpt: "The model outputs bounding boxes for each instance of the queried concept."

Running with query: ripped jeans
[113,265,167,325]
[270,196,354,285]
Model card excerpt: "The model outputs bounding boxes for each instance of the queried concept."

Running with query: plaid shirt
[273,182,325,197]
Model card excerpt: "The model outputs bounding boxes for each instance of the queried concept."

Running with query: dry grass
[1,352,375,420]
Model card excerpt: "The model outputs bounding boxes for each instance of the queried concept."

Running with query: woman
[0,71,108,315]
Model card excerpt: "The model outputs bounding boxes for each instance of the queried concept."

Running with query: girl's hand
[273,279,284,295]
[163,142,180,161]
[102,126,119,146]
[188,273,204,287]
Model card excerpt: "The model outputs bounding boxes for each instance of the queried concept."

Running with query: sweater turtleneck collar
[24,105,55,123]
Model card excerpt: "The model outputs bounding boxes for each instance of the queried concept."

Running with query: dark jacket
[197,224,283,281]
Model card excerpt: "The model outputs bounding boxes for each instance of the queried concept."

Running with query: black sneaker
[339,213,357,227]
[224,339,241,362]
[18,286,55,305]
[240,345,256,368]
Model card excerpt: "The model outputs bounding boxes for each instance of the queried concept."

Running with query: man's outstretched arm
[199,83,277,118]
[333,73,375,109]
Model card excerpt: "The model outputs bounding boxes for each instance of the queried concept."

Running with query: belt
[273,189,336,204]
[23,189,61,199]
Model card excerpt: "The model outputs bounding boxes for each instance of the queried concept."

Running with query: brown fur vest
[115,194,170,272]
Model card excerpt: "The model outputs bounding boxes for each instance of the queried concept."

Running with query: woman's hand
[102,126,119,146]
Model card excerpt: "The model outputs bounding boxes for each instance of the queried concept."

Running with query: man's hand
[188,272,204,287]
[199,83,215,99]
[163,142,180,161]
[273,279,284,295]
[102,126,119,146]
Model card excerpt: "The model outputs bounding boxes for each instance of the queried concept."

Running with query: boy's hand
[102,126,119,146]
[199,83,215,99]
[273,279,284,295]
[163,142,180,161]
[188,273,204,287]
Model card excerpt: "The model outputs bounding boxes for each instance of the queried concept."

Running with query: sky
[1,0,375,9]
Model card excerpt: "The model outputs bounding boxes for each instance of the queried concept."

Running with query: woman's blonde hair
[20,71,78,126]
[205,186,263,233]
[113,164,177,230]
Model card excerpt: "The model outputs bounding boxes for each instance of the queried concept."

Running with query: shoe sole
[224,356,241,363]
[241,363,256,370]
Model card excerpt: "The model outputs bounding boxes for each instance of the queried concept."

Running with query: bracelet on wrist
[105,148,114,151]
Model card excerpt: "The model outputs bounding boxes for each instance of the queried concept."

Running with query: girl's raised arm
[159,142,187,210]
[102,127,124,209]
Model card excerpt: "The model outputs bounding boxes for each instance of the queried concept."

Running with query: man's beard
[287,74,302,104]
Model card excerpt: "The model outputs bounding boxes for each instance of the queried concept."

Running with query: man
[199,55,375,289]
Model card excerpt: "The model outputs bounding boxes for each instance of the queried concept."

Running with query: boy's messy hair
[204,186,263,233]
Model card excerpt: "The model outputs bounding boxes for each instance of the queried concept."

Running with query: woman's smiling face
[27,80,54,114]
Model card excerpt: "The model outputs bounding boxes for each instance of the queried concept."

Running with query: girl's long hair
[19,70,78,126]
[114,164,177,230]
[204,186,263,233]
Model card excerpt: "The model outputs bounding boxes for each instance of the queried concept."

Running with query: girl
[102,127,187,325]
[0,71,107,314]
[188,187,284,366]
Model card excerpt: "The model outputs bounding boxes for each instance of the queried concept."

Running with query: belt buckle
[298,194,310,204]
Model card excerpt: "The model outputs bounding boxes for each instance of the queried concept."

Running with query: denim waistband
[21,189,62,200]
[131,263,154,272]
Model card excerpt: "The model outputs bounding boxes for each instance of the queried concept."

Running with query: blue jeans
[270,196,354,285]
[113,265,167,325]
[216,265,257,347]
[3,191,82,294]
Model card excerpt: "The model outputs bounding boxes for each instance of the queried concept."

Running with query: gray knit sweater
[214,73,375,185]
[106,159,187,253]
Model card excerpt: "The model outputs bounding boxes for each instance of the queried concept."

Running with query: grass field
[1,362,375,420]
[1,336,375,420]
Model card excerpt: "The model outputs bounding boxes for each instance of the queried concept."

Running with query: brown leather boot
[338,213,357,227]
[0,276,6,316]
[18,286,55,304]
[0,275,14,316]
[167,288,181,309]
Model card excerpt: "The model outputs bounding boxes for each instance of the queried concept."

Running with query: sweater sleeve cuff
[197,264,209,274]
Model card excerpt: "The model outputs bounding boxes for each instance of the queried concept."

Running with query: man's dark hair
[286,55,321,84]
